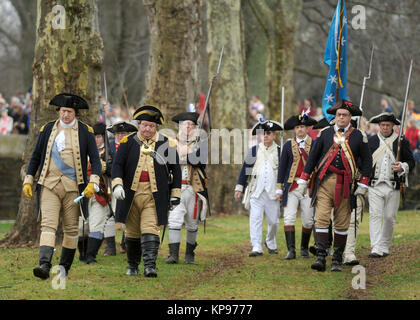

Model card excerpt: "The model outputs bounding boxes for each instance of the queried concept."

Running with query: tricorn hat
[251,119,283,136]
[49,93,89,110]
[172,112,200,125]
[312,117,330,130]
[133,105,164,124]
[369,112,400,125]
[326,99,362,116]
[284,110,317,130]
[107,120,138,134]
[93,122,106,135]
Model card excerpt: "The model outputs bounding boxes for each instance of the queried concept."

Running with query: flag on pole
[321,0,348,122]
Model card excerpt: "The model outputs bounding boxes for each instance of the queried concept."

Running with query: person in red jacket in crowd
[404,117,418,151]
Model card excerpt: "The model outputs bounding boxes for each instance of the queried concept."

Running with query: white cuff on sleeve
[297,179,307,185]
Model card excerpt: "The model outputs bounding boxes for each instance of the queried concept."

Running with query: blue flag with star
[322,0,348,122]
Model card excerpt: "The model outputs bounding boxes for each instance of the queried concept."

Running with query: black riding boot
[311,230,329,272]
[284,229,296,260]
[185,242,198,264]
[165,243,180,264]
[85,237,103,264]
[103,236,117,256]
[33,246,55,280]
[300,227,312,258]
[125,237,141,276]
[59,247,76,276]
[142,234,160,277]
[331,233,347,272]
[77,237,88,262]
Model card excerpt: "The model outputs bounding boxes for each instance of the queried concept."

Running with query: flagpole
[336,0,344,101]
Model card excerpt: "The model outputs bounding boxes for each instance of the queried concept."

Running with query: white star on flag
[341,37,346,46]
[343,16,347,25]
[329,75,337,84]
[325,94,334,103]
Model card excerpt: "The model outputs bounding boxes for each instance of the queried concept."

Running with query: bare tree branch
[245,0,273,43]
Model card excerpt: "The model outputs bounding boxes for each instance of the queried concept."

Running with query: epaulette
[360,130,368,143]
[40,124,46,132]
[161,133,177,148]
[120,132,136,144]
[79,120,94,134]
[317,126,329,138]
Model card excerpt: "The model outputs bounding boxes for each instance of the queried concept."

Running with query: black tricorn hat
[133,105,164,124]
[312,117,330,130]
[93,122,106,135]
[49,93,89,110]
[284,114,317,130]
[251,119,283,136]
[172,112,200,125]
[107,120,138,134]
[327,99,362,116]
[369,112,400,125]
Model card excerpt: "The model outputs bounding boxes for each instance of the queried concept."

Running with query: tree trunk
[0,0,103,247]
[206,0,248,215]
[246,0,302,122]
[142,0,201,130]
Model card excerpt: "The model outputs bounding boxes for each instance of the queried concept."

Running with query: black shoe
[125,237,141,276]
[166,243,180,264]
[59,247,76,276]
[77,237,88,262]
[264,241,278,254]
[382,252,389,257]
[103,236,117,256]
[85,237,103,265]
[249,251,263,257]
[142,234,160,278]
[344,259,360,266]
[33,246,54,280]
[185,242,198,264]
[284,230,296,260]
[368,252,383,258]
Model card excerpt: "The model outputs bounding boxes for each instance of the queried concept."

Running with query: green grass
[0,211,419,300]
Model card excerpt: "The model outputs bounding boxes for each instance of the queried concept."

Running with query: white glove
[354,186,367,197]
[113,185,125,200]
[296,183,307,198]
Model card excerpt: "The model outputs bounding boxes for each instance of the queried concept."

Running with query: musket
[357,45,374,129]
[280,87,285,152]
[396,59,413,198]
[196,45,224,143]
[102,73,114,217]
[354,45,374,230]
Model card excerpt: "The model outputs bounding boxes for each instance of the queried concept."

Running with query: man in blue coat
[296,100,372,272]
[277,112,317,260]
[22,93,102,279]
[111,105,182,277]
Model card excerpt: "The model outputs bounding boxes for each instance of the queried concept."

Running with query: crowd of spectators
[0,91,31,136]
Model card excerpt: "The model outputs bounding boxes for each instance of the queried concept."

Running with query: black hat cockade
[133,105,164,125]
